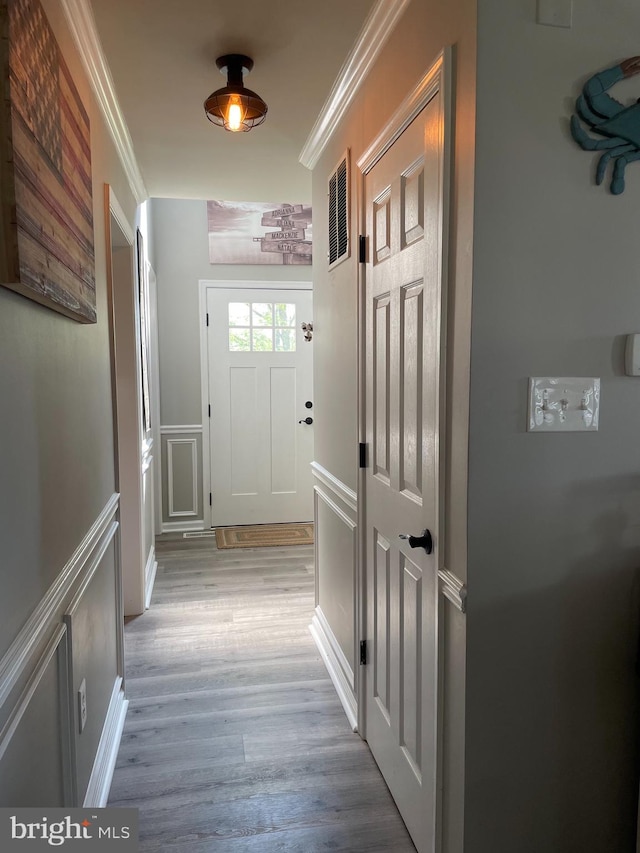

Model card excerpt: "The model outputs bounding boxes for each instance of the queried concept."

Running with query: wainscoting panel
[161,426,204,532]
[0,626,72,806]
[310,463,358,730]
[0,495,123,808]
[64,538,120,803]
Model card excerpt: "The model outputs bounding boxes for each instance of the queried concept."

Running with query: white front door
[364,81,446,852]
[206,287,314,527]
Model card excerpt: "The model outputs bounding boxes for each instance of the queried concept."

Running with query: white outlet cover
[528,377,600,432]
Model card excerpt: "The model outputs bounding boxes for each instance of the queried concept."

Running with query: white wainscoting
[167,438,198,517]
[309,463,359,731]
[0,494,125,807]
[0,625,74,804]
[0,495,119,709]
[144,546,158,610]
[161,426,205,533]
[83,677,128,808]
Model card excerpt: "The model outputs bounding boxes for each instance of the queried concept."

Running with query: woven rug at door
[215,522,314,549]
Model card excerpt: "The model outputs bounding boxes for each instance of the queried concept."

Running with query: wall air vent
[328,151,350,268]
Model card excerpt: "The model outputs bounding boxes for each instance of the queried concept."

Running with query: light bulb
[227,102,243,131]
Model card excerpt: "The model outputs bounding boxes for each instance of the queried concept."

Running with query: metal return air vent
[328,151,350,267]
[183,531,217,539]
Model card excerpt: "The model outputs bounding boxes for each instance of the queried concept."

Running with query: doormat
[215,523,314,549]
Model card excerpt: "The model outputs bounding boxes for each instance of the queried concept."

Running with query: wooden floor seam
[108,533,416,852]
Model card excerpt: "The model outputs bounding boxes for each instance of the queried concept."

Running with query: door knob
[298,417,313,425]
[399,529,433,554]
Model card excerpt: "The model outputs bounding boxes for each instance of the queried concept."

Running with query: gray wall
[0,0,137,806]
[151,198,312,526]
[465,1,640,850]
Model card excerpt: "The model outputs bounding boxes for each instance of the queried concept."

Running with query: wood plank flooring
[108,534,416,852]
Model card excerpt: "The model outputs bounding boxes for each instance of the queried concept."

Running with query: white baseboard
[310,609,358,732]
[83,677,128,808]
[161,520,205,534]
[144,547,158,610]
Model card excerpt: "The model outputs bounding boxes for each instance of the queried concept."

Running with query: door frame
[355,47,465,849]
[198,279,313,529]
[104,184,146,620]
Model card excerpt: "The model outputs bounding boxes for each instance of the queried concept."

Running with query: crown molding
[60,0,148,204]
[298,0,411,171]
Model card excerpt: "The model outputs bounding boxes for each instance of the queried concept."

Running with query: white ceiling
[89,0,376,202]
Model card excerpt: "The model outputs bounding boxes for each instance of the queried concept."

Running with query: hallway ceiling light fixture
[204,54,268,132]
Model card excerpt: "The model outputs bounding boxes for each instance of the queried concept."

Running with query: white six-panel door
[206,287,314,527]
[364,78,446,853]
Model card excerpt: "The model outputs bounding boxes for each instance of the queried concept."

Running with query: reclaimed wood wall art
[0,0,95,322]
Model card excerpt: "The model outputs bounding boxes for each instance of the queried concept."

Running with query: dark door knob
[298,417,313,425]
[399,529,433,554]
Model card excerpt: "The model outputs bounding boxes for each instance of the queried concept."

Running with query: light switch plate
[537,0,573,28]
[528,377,600,432]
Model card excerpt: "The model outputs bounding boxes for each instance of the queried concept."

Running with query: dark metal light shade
[204,54,268,132]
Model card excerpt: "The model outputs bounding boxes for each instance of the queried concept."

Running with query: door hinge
[208,404,211,418]
[206,313,209,326]
[360,640,367,666]
[359,442,367,469]
[209,492,212,506]
[359,234,366,263]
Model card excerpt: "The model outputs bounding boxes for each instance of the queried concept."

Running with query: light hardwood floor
[108,533,416,852]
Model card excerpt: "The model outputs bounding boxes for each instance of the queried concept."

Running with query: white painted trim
[64,522,119,619]
[142,452,153,475]
[313,485,359,734]
[0,625,68,764]
[310,610,358,732]
[311,462,357,512]
[314,485,357,533]
[60,0,148,203]
[438,570,467,613]
[161,520,206,534]
[83,677,128,808]
[167,438,199,517]
[357,48,451,175]
[144,547,158,610]
[199,283,212,529]
[57,626,76,806]
[148,265,163,537]
[107,188,135,247]
[0,494,120,710]
[160,424,203,435]
[198,279,313,291]
[299,0,411,170]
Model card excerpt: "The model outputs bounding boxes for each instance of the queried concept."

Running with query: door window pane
[227,301,299,352]
[252,303,273,326]
[229,302,250,326]
[252,328,273,351]
[275,329,296,352]
[229,329,251,351]
[274,303,296,327]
